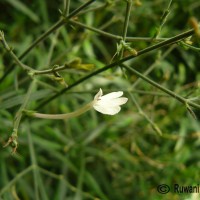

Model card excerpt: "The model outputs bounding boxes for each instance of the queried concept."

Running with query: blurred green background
[0,0,200,199]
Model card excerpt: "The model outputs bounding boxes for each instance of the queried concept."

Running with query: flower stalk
[30,102,93,120]
[25,89,128,120]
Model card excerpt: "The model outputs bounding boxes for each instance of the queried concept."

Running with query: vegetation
[0,0,200,199]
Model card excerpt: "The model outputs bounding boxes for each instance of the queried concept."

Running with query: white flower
[93,88,128,115]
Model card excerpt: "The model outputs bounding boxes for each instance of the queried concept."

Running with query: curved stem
[31,101,93,120]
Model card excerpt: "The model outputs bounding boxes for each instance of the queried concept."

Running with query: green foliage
[0,0,200,199]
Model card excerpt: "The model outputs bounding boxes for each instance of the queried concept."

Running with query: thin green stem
[14,80,36,131]
[69,19,168,42]
[69,19,123,40]
[0,0,96,82]
[67,0,96,19]
[46,30,60,66]
[27,101,93,120]
[126,36,167,42]
[21,0,96,59]
[122,1,132,40]
[132,44,176,88]
[154,0,173,39]
[134,29,194,57]
[36,28,194,109]
[3,80,36,152]
[77,2,108,16]
[63,0,70,16]
[122,64,200,110]
[119,0,133,58]
[33,58,84,75]
[33,64,68,75]
[180,41,200,52]
[0,31,32,71]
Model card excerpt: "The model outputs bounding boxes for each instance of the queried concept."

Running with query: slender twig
[154,0,173,39]
[33,64,68,75]
[69,19,168,42]
[46,30,60,66]
[119,0,133,58]
[0,0,96,82]
[132,44,176,88]
[67,0,96,19]
[14,81,36,131]
[122,64,200,110]
[33,58,88,75]
[63,0,70,16]
[3,80,36,152]
[180,41,200,52]
[21,0,96,59]
[126,36,167,42]
[77,2,108,16]
[69,19,123,40]
[0,31,32,71]
[0,30,65,75]
[122,1,132,40]
[36,28,194,109]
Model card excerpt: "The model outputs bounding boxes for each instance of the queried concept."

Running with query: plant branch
[0,0,96,82]
[33,64,68,75]
[180,41,200,52]
[36,28,194,109]
[63,0,70,16]
[132,44,176,88]
[69,19,168,42]
[3,80,36,153]
[0,31,32,71]
[119,0,133,58]
[122,64,200,110]
[122,0,132,40]
[154,0,173,39]
[21,0,96,59]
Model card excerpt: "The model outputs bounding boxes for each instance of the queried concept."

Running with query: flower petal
[93,88,128,115]
[100,91,123,101]
[97,97,128,107]
[111,97,128,106]
[93,104,121,115]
